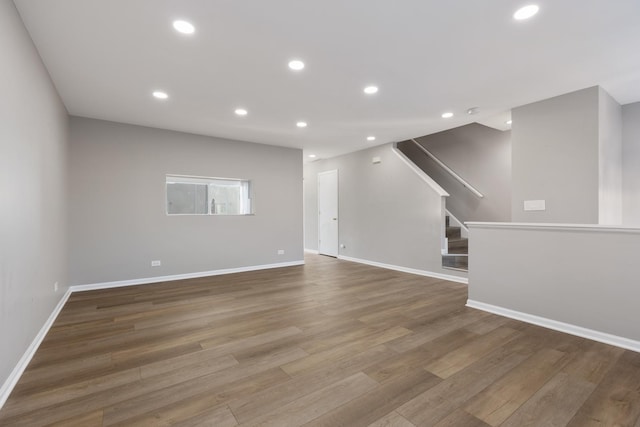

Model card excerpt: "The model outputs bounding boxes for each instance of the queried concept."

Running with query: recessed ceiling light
[235,108,248,116]
[441,112,454,118]
[308,154,317,158]
[152,91,169,100]
[506,120,513,125]
[367,136,376,141]
[466,107,479,115]
[296,121,308,128]
[364,86,379,95]
[173,20,195,34]
[288,60,305,71]
[513,5,539,20]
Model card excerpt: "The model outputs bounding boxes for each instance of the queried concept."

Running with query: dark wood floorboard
[1,254,639,426]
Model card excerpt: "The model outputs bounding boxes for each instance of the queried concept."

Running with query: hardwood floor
[1,254,639,426]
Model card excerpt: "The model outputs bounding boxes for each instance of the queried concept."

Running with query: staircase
[442,215,468,271]
[392,140,474,273]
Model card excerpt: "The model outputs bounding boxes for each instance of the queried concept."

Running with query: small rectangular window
[166,175,252,215]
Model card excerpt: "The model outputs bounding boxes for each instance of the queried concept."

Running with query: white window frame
[166,174,253,216]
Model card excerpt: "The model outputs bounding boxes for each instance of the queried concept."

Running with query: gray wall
[622,102,640,227]
[0,0,68,394]
[511,87,600,223]
[468,223,640,343]
[598,88,623,225]
[304,143,465,280]
[398,123,511,224]
[69,117,303,285]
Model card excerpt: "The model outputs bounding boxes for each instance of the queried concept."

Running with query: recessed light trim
[367,136,376,141]
[288,60,305,71]
[364,86,379,95]
[173,20,195,34]
[235,108,248,116]
[513,5,539,20]
[308,154,317,158]
[441,112,454,119]
[296,121,308,128]
[152,91,169,100]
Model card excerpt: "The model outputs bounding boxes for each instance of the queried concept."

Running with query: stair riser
[448,239,468,249]
[442,255,468,270]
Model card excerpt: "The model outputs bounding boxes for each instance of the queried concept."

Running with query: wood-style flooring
[1,254,639,426]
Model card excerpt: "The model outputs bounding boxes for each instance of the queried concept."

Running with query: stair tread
[449,237,469,242]
[448,247,468,254]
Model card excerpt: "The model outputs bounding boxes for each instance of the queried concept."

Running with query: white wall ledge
[466,221,640,233]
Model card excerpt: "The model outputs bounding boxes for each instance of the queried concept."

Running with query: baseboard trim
[0,260,306,410]
[304,249,319,254]
[337,255,468,284]
[466,299,640,353]
[71,260,305,292]
[0,287,73,409]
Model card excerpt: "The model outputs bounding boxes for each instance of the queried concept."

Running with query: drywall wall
[304,143,465,280]
[512,86,624,225]
[0,0,68,398]
[598,88,622,225]
[68,117,303,285]
[467,223,640,345]
[398,123,511,224]
[511,87,600,223]
[622,102,640,227]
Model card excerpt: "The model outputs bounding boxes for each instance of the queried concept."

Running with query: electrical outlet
[151,260,161,267]
[524,200,546,211]
[277,249,285,255]
[53,282,59,292]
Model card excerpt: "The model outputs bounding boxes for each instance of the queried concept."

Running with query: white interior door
[318,170,338,257]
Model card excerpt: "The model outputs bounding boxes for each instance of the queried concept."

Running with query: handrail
[410,139,484,198]
[391,144,449,197]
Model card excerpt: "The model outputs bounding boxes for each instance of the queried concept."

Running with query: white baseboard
[71,260,305,292]
[304,249,319,254]
[0,288,73,409]
[338,255,468,284]
[0,259,305,410]
[466,299,640,353]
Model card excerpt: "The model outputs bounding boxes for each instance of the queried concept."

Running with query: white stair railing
[410,139,484,198]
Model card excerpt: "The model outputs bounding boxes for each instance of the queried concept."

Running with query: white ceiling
[14,0,640,160]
